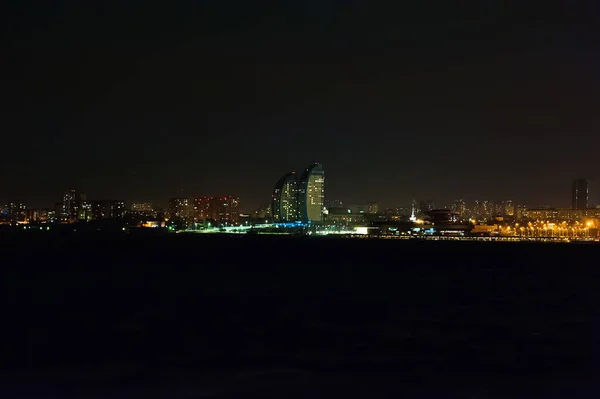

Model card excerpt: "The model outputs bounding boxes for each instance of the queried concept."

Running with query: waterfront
[347,234,596,243]
[182,225,598,244]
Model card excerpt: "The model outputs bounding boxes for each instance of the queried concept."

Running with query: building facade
[193,196,240,224]
[8,202,26,224]
[92,200,112,220]
[366,202,380,214]
[272,172,299,222]
[451,199,467,216]
[26,208,55,224]
[212,196,240,224]
[111,201,126,218]
[168,198,190,221]
[298,163,325,223]
[572,179,589,210]
[193,197,212,221]
[131,203,154,212]
[61,190,86,222]
[524,208,588,222]
[77,201,93,221]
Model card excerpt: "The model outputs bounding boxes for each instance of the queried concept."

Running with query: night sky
[2,1,598,211]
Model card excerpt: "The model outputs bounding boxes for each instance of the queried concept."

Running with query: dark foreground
[1,232,599,398]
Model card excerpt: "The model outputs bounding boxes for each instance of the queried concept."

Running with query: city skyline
[5,178,600,243]
[3,177,599,216]
[3,167,600,212]
[2,3,598,210]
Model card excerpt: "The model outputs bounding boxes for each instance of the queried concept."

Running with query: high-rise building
[502,200,514,216]
[212,196,240,224]
[515,205,527,220]
[572,179,588,210]
[192,196,240,224]
[451,199,467,216]
[8,202,26,223]
[62,190,75,221]
[168,198,190,220]
[61,190,86,222]
[418,200,434,216]
[27,208,55,224]
[111,201,126,218]
[131,203,153,212]
[272,172,299,222]
[193,197,212,221]
[77,201,93,221]
[92,200,113,219]
[298,163,325,223]
[473,200,493,219]
[366,202,379,214]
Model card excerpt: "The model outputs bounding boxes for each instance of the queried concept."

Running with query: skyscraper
[272,172,299,222]
[298,163,325,223]
[572,179,588,210]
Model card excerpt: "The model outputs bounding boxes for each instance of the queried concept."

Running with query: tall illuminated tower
[62,189,86,222]
[272,172,299,222]
[410,199,417,222]
[298,163,325,223]
[572,179,588,210]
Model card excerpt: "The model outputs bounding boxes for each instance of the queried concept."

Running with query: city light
[2,176,599,243]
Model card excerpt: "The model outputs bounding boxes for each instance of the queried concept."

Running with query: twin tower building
[271,163,325,224]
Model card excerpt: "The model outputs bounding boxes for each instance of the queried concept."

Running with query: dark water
[1,232,599,397]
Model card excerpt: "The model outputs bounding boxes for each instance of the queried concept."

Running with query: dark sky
[2,1,599,211]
